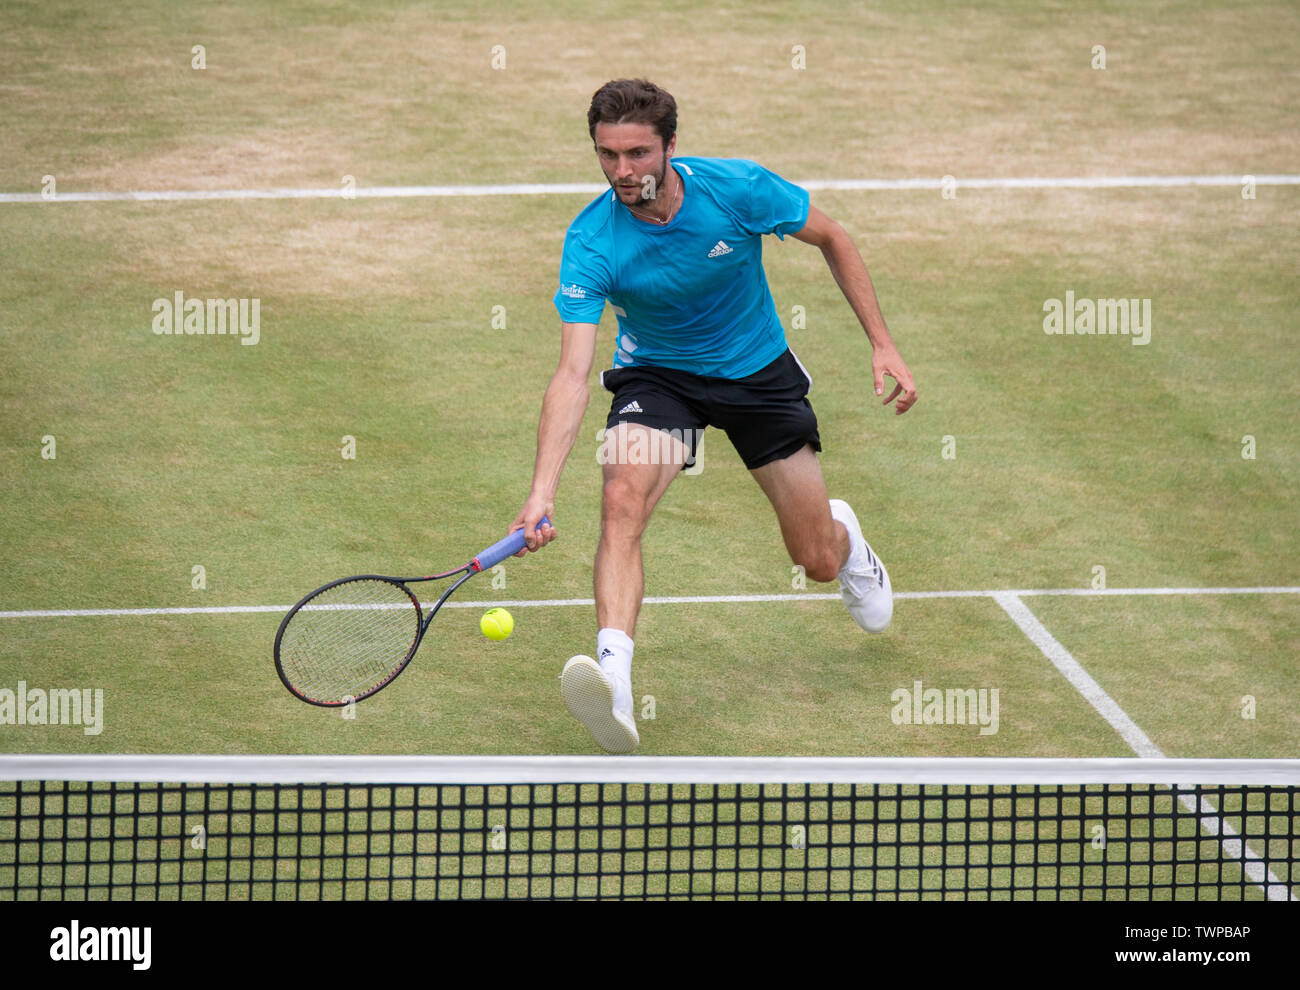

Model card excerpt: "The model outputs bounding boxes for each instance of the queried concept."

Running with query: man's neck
[626,164,681,224]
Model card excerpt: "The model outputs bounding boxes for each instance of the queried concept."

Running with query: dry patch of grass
[2,1,1296,194]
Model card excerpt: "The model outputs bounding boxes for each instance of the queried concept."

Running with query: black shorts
[601,349,822,470]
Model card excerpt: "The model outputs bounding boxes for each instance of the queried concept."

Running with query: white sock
[596,627,634,716]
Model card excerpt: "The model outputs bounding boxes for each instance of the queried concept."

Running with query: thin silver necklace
[624,171,682,225]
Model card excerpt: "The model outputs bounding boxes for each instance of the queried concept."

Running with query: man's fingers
[532,521,555,550]
[523,518,556,553]
[522,521,541,552]
[893,384,918,415]
[509,512,555,555]
[514,528,539,556]
[878,362,917,415]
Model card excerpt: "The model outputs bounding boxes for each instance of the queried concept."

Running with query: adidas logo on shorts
[707,241,733,258]
[618,400,644,415]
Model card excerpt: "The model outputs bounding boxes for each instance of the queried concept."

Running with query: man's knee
[794,546,841,584]
[601,472,654,535]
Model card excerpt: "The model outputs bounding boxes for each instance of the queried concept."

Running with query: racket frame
[273,518,548,707]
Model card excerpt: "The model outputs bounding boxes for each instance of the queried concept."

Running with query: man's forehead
[593,121,662,149]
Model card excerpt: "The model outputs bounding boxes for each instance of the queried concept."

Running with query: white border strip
[2,585,1297,619]
[2,174,1297,204]
[3,755,1297,785]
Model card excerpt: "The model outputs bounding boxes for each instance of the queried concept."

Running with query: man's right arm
[511,321,599,551]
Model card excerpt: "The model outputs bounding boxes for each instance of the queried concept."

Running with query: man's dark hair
[587,79,677,148]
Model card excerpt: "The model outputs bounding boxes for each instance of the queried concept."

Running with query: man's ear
[665,133,677,158]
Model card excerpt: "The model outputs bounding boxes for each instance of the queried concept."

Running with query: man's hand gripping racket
[274,518,550,707]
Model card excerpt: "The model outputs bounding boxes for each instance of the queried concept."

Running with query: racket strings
[278,579,423,703]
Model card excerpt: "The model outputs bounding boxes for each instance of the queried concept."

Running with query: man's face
[593,121,676,205]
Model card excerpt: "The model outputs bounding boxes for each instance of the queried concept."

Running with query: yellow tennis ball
[480,607,513,641]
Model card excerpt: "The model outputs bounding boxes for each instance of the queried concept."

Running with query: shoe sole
[561,655,639,754]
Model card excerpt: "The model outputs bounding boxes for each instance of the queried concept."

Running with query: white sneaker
[829,499,893,632]
[561,655,639,753]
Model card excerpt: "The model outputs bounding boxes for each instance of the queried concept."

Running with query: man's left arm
[791,205,917,415]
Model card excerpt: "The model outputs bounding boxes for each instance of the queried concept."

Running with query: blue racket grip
[471,516,551,572]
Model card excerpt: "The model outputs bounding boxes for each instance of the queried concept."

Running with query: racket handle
[471,516,551,572]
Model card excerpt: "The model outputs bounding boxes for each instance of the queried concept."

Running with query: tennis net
[2,756,1296,901]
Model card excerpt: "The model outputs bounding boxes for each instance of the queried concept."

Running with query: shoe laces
[841,543,884,592]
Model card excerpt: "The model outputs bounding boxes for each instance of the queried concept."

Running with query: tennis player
[511,79,916,753]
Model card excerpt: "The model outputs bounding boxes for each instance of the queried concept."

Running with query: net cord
[2,755,1297,785]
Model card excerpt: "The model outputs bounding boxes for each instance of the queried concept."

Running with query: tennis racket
[274,517,550,707]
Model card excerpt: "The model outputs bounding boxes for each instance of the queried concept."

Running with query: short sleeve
[743,162,810,240]
[553,228,609,323]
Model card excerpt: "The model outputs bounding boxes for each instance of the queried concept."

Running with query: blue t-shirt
[553,156,810,379]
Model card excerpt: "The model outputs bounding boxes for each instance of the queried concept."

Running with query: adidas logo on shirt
[618,400,644,415]
[707,241,733,258]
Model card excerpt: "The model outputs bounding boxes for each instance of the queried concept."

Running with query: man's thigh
[749,443,839,568]
[600,423,690,528]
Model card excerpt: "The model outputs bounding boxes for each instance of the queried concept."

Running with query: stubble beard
[640,158,669,203]
[609,157,669,205]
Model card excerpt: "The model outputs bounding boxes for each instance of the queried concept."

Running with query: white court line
[1015,586,1300,596]
[993,592,1163,758]
[1,585,1297,619]
[993,591,1295,901]
[2,174,1298,204]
